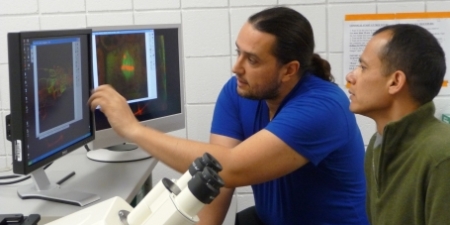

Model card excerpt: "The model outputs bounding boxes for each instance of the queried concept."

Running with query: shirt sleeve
[210,77,244,141]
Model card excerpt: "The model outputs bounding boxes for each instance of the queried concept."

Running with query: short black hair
[374,24,446,104]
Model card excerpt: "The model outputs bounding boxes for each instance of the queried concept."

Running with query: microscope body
[45,153,224,225]
[137,192,199,225]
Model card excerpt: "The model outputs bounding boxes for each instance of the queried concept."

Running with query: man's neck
[372,100,420,135]
[265,77,302,120]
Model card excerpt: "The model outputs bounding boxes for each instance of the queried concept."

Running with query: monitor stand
[86,143,152,163]
[17,168,100,206]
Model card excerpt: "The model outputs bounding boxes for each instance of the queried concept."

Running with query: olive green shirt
[365,102,450,225]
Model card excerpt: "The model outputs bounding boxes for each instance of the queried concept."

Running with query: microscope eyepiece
[189,152,222,175]
[201,166,225,190]
[187,166,225,204]
[201,153,223,172]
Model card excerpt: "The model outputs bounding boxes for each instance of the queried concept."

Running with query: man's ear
[281,61,300,82]
[388,70,407,94]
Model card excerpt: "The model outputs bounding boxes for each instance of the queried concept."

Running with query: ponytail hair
[249,7,334,83]
[308,53,334,82]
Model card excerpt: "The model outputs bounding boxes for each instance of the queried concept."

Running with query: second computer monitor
[87,25,185,162]
[6,28,99,206]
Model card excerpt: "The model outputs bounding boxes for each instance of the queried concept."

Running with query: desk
[0,147,158,224]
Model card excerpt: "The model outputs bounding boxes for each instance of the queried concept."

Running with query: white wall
[1,1,450,224]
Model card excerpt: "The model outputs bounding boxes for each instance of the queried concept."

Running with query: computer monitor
[86,24,185,162]
[5,29,99,206]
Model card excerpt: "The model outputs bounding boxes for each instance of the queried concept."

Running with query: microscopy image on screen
[154,34,167,110]
[92,28,181,131]
[36,43,75,133]
[95,33,149,100]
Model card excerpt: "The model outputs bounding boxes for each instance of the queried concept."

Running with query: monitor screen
[6,29,98,206]
[87,25,185,162]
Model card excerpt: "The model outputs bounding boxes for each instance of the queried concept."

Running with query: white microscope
[46,153,224,225]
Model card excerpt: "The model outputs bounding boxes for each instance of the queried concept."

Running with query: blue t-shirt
[211,75,368,225]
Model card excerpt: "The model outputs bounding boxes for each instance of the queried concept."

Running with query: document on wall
[343,12,450,95]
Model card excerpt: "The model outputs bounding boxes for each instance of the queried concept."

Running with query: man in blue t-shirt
[89,6,368,225]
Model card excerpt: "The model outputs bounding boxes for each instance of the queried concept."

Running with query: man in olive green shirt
[346,24,450,225]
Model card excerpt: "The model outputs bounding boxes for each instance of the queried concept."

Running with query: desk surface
[0,147,158,223]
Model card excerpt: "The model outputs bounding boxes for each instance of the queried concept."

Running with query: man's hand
[88,85,141,140]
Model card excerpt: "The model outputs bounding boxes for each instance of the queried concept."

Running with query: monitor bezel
[7,29,95,175]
